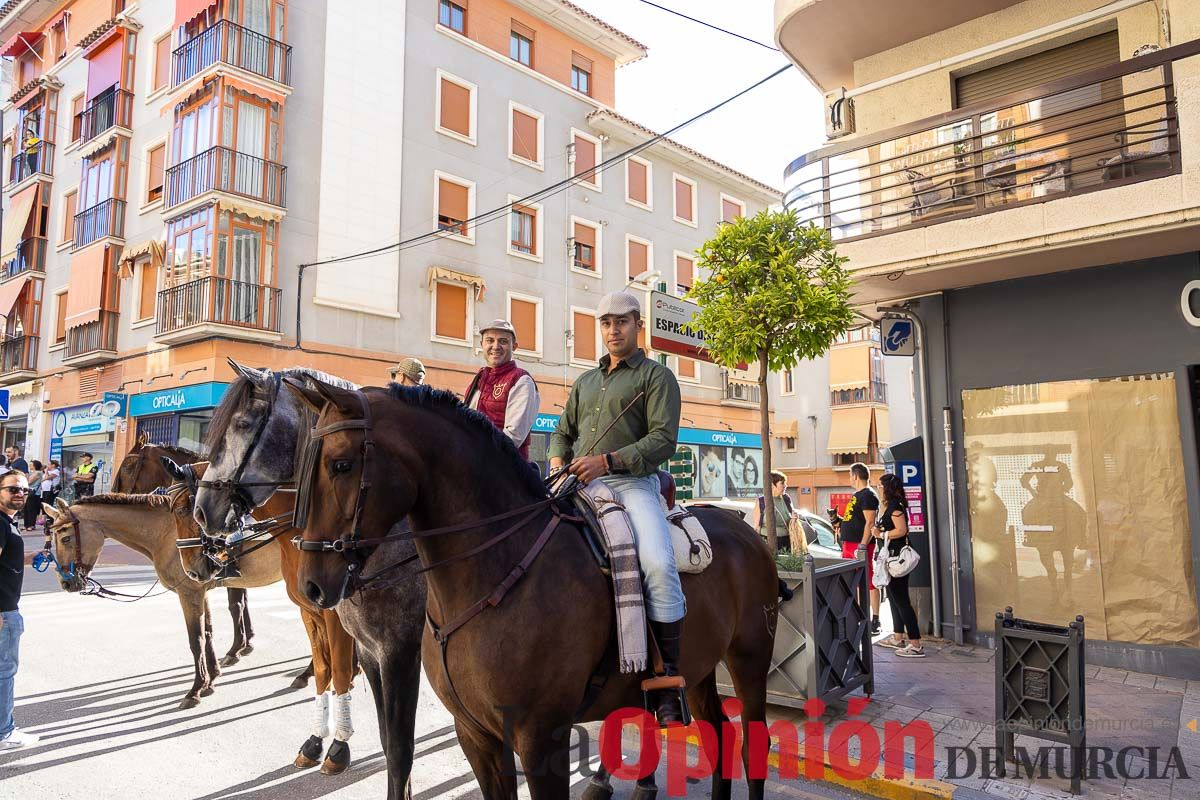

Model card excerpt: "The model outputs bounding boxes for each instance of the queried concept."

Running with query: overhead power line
[633,0,782,52]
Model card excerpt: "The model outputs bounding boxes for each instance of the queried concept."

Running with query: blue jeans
[0,610,24,740]
[597,475,686,623]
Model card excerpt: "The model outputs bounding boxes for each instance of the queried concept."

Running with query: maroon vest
[465,360,533,459]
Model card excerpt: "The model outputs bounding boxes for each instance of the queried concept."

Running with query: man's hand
[549,457,565,471]
[567,455,609,484]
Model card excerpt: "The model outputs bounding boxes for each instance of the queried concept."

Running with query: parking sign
[880,318,916,356]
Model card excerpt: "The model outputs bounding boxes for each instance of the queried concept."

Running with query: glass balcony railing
[173,20,291,87]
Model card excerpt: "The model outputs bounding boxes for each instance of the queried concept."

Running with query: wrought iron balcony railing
[173,19,291,87]
[73,198,126,249]
[165,146,287,209]
[66,311,118,359]
[75,87,135,143]
[0,335,37,375]
[157,277,282,335]
[9,140,54,185]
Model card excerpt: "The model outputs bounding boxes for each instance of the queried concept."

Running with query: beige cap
[391,357,426,384]
[597,291,641,319]
[479,319,517,344]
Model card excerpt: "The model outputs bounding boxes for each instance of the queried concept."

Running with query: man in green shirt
[549,290,686,724]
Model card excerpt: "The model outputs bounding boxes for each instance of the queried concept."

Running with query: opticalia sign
[649,291,711,363]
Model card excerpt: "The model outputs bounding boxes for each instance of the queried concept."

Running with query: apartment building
[0,0,779,491]
[776,0,1200,676]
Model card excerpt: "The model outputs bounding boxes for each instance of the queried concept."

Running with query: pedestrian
[464,320,539,460]
[22,461,42,532]
[41,460,61,514]
[750,471,796,553]
[836,462,882,634]
[390,357,426,388]
[0,470,38,750]
[21,116,40,176]
[4,448,27,476]
[73,453,98,499]
[875,472,924,657]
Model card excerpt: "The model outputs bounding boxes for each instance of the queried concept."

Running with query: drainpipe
[564,141,576,382]
[876,304,942,640]
[943,406,963,645]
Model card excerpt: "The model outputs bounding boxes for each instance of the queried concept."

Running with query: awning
[426,267,485,300]
[221,73,287,105]
[117,240,165,279]
[829,345,870,389]
[221,198,284,224]
[0,277,30,322]
[43,10,70,31]
[0,184,39,262]
[827,406,873,454]
[874,407,891,447]
[64,245,108,329]
[771,418,799,438]
[1,32,44,58]
[78,132,118,160]
[175,0,219,28]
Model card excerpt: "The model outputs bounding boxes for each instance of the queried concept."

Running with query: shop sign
[53,404,118,438]
[534,412,761,451]
[129,382,230,417]
[650,291,711,362]
[897,460,926,533]
[533,413,559,433]
[100,392,127,418]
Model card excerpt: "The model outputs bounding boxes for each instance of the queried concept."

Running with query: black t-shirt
[839,487,879,544]
[878,499,910,556]
[0,513,23,612]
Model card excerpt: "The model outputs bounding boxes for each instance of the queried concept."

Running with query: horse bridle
[44,508,90,582]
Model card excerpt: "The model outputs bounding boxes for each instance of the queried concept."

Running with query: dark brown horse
[287,380,780,800]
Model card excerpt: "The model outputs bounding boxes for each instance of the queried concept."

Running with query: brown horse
[287,380,780,800]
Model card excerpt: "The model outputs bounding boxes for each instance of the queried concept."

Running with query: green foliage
[687,209,854,371]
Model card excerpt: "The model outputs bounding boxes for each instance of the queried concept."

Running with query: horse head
[162,458,216,582]
[44,498,102,593]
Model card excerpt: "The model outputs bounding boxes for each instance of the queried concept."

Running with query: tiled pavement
[767,639,1199,799]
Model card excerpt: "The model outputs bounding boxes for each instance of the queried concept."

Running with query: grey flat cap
[597,291,641,319]
[479,319,517,343]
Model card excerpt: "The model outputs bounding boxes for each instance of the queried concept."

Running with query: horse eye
[62,535,72,544]
[332,460,353,474]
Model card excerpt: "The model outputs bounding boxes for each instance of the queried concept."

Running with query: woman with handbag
[876,472,924,658]
[750,471,800,554]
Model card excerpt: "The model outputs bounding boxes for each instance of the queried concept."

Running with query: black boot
[648,620,686,726]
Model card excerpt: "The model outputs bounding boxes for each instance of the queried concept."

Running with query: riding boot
[647,619,686,726]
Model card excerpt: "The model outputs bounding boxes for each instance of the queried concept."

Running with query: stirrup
[641,674,691,726]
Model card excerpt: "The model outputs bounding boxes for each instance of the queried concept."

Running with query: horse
[109,439,260,671]
[284,379,780,800]
[190,363,425,795]
[42,493,287,709]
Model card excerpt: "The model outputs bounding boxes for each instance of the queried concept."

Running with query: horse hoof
[289,674,310,690]
[237,644,254,656]
[199,686,215,697]
[179,696,201,710]
[320,739,350,775]
[581,777,614,800]
[294,735,324,769]
[630,783,658,800]
[219,655,238,668]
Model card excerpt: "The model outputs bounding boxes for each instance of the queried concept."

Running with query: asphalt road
[0,538,873,799]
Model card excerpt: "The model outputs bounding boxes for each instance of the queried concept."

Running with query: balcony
[165,146,287,213]
[64,311,118,366]
[4,237,46,279]
[0,335,37,380]
[74,88,134,145]
[73,198,126,249]
[173,20,291,88]
[722,373,761,406]
[8,140,53,187]
[830,382,887,406]
[155,277,283,344]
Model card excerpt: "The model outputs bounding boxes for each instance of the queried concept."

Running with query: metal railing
[73,198,126,249]
[75,87,134,143]
[830,381,888,405]
[9,140,54,185]
[165,146,287,209]
[5,237,47,278]
[722,373,761,404]
[0,335,37,374]
[156,277,282,335]
[66,311,118,358]
[173,19,292,87]
[783,40,1197,242]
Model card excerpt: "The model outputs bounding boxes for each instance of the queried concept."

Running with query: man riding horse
[548,290,687,726]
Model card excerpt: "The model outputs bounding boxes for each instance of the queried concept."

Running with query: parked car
[681,499,846,560]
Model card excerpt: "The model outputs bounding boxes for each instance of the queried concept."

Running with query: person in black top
[837,463,882,633]
[0,470,37,749]
[4,447,27,475]
[875,472,924,658]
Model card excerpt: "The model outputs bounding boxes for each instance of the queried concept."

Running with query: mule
[191,364,425,796]
[286,380,780,800]
[43,493,286,709]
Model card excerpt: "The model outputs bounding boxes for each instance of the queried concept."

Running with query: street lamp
[624,269,662,290]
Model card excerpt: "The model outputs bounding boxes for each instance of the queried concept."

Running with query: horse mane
[206,367,359,451]
[141,442,202,462]
[381,384,548,499]
[76,492,172,508]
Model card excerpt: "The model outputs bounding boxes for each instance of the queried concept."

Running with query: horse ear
[136,431,149,448]
[55,497,70,513]
[228,358,270,387]
[283,376,327,413]
[160,456,187,480]
[284,376,359,416]
[44,504,61,523]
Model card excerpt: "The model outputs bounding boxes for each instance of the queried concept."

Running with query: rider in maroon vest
[464,319,540,460]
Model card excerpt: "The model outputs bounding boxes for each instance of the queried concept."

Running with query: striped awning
[426,267,486,300]
[117,239,165,279]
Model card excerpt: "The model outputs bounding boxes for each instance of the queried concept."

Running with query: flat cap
[597,291,641,319]
[479,319,518,343]
[391,357,426,384]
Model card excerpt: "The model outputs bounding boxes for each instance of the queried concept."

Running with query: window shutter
[148,144,165,201]
[55,292,68,342]
[511,20,535,40]
[512,110,539,162]
[675,255,694,290]
[628,160,648,205]
[573,134,596,183]
[154,36,171,91]
[511,298,537,350]
[439,78,471,136]
[573,312,596,362]
[572,51,593,71]
[138,258,158,320]
[62,191,77,243]
[721,198,742,223]
[627,240,647,278]
[574,221,595,248]
[678,358,696,379]
[674,179,693,221]
[435,283,468,339]
[954,31,1120,107]
[438,179,469,228]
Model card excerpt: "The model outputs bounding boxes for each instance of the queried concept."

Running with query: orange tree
[689,209,853,553]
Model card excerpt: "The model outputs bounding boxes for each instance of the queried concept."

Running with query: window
[70,94,85,143]
[435,173,473,240]
[436,71,476,143]
[571,309,598,364]
[438,0,466,33]
[136,256,158,321]
[572,218,599,273]
[153,34,171,92]
[626,156,652,209]
[721,194,746,224]
[509,103,542,167]
[674,253,694,296]
[432,280,470,342]
[677,357,697,381]
[509,21,533,66]
[146,143,165,205]
[61,189,77,246]
[54,290,68,344]
[782,437,797,453]
[571,52,592,95]
[626,236,651,281]
[571,129,600,189]
[508,293,541,356]
[510,204,537,257]
[673,174,697,226]
[781,369,795,395]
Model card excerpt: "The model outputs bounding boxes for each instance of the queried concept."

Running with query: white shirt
[468,368,540,448]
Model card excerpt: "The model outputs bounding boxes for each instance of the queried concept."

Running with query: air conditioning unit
[825,88,855,139]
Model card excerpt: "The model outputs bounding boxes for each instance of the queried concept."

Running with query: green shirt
[549,348,681,478]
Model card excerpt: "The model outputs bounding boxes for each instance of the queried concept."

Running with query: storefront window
[178,413,212,454]
[963,374,1199,646]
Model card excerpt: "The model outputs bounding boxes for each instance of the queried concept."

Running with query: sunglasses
[2,487,29,494]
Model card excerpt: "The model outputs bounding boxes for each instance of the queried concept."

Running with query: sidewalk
[766,637,1198,799]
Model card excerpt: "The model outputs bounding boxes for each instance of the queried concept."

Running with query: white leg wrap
[333,690,354,741]
[312,691,332,739]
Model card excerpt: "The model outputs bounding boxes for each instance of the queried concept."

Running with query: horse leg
[200,595,219,695]
[221,588,248,667]
[726,654,770,800]
[582,764,614,800]
[689,674,732,800]
[360,651,394,795]
[321,611,358,776]
[295,607,333,770]
[379,645,422,800]
[178,591,208,709]
[291,658,316,690]
[239,591,255,655]
[456,720,518,800]
[515,727,575,800]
